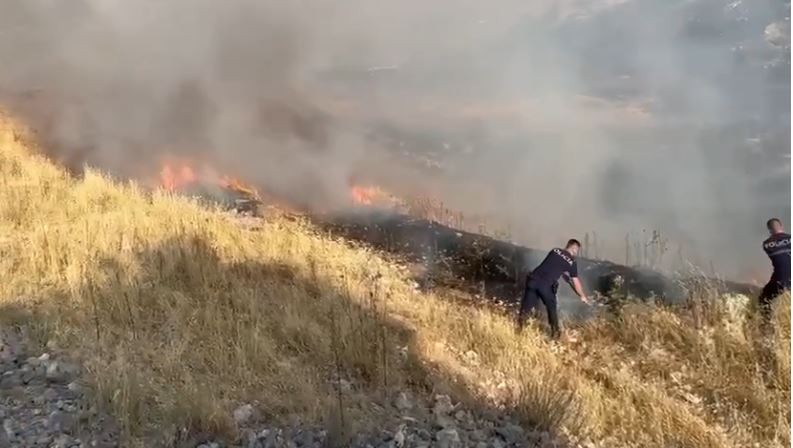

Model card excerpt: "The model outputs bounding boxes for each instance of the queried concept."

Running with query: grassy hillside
[0,112,789,447]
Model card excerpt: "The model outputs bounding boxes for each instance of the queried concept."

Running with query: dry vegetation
[0,113,789,447]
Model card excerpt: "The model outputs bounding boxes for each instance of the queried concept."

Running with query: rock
[26,356,41,367]
[393,425,406,448]
[36,435,53,446]
[433,395,456,428]
[435,413,456,430]
[233,404,255,425]
[470,430,487,442]
[534,431,553,445]
[490,438,505,448]
[44,387,59,401]
[21,369,37,384]
[435,428,461,448]
[0,345,16,363]
[415,428,432,442]
[433,395,454,414]
[394,392,413,411]
[294,430,314,447]
[495,423,525,445]
[48,410,76,433]
[260,429,281,448]
[46,361,68,383]
[0,374,21,389]
[67,381,82,394]
[52,434,75,448]
[3,418,17,441]
[33,393,47,405]
[242,429,259,447]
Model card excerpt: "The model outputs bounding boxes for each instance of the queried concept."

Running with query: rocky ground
[0,326,119,448]
[212,391,568,448]
[1,322,567,448]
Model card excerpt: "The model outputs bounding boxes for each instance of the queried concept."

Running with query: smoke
[0,0,789,279]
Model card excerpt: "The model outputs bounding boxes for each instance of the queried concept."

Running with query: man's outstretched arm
[570,277,589,304]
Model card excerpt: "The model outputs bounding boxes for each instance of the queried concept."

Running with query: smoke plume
[0,0,789,279]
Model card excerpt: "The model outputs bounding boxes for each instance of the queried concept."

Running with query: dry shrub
[514,368,586,435]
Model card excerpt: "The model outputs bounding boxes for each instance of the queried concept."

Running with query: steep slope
[0,114,789,447]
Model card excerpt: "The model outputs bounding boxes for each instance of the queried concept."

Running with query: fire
[351,184,396,206]
[157,158,399,213]
[219,175,260,199]
[351,185,376,205]
[157,157,260,200]
[159,161,198,191]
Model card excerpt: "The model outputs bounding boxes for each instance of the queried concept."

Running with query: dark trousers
[519,282,560,338]
[759,278,790,326]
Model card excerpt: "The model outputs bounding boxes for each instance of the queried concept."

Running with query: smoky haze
[0,0,789,280]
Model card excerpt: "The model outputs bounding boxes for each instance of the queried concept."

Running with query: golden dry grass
[0,113,789,447]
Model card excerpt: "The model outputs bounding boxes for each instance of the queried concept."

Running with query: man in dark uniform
[519,239,589,339]
[759,218,791,323]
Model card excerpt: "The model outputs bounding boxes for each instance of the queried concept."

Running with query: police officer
[519,239,589,338]
[759,218,791,323]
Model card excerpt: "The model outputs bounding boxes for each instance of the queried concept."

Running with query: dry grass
[0,113,789,447]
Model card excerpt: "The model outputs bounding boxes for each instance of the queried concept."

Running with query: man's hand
[571,277,590,305]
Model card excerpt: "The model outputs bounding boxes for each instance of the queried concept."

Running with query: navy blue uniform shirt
[764,232,791,283]
[530,248,578,288]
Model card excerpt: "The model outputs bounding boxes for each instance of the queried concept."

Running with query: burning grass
[0,114,789,447]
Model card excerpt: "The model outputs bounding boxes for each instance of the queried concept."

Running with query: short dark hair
[566,238,581,248]
[767,218,782,230]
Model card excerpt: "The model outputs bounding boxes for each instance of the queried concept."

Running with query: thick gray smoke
[0,0,789,279]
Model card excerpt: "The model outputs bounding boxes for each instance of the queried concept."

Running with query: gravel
[0,326,119,448]
[203,393,571,448]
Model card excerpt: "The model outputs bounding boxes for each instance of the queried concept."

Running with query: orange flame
[157,156,262,203]
[158,159,399,212]
[350,185,373,205]
[160,161,197,191]
[350,184,399,207]
[219,175,260,199]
